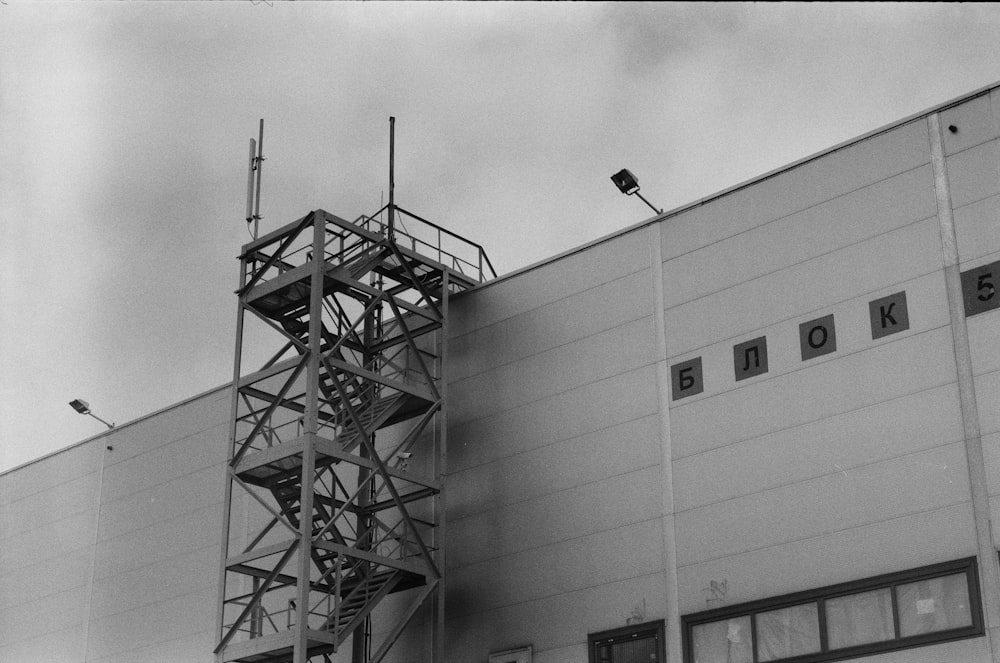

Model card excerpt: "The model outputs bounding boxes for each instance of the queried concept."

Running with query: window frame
[589,620,666,663]
[681,557,983,663]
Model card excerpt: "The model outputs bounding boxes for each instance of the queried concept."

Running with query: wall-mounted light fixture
[611,168,662,214]
[69,398,115,430]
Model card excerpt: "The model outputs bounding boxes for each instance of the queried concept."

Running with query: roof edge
[0,382,232,477]
[481,79,1000,288]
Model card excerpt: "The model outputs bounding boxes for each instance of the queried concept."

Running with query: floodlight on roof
[69,398,115,429]
[610,168,662,214]
[611,169,640,195]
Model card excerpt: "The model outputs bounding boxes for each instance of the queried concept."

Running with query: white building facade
[3,82,1000,663]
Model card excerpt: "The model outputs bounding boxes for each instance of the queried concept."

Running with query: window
[489,646,532,663]
[756,602,821,661]
[683,557,982,663]
[590,621,666,663]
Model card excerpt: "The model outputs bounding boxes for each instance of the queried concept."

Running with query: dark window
[682,557,982,663]
[590,621,666,663]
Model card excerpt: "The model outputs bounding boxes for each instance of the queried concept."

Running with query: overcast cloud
[3,2,1000,471]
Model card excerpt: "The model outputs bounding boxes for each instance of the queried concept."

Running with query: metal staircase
[215,207,494,663]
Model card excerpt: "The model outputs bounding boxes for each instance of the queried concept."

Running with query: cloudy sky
[2,2,1000,472]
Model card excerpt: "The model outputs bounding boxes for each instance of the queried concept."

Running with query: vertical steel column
[292,218,325,663]
[353,284,378,663]
[433,271,450,663]
[216,254,249,658]
[294,216,325,662]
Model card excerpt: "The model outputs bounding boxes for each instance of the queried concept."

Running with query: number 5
[978,272,995,302]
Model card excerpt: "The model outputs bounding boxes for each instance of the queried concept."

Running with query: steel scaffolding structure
[215,206,494,663]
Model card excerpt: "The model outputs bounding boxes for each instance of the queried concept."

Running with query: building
[3,81,1000,663]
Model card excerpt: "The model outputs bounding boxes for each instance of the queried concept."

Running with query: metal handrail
[242,207,496,304]
[359,204,497,282]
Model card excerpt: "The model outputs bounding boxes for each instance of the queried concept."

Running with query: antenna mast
[245,119,265,239]
[388,116,395,240]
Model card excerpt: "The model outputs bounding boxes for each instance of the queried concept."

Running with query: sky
[3,2,1000,472]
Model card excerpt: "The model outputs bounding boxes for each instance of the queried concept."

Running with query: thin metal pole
[254,119,264,240]
[388,116,395,240]
[246,138,256,226]
[633,190,661,214]
[87,412,114,430]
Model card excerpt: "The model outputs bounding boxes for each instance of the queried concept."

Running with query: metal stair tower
[214,205,494,663]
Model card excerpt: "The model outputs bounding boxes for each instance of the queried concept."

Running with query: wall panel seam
[1,539,97,573]
[662,162,934,271]
[449,267,652,341]
[0,625,86,654]
[89,578,221,622]
[450,313,655,387]
[0,466,103,505]
[98,460,225,507]
[2,501,100,539]
[677,497,975,568]
[448,569,665,620]
[960,246,1000,271]
[674,437,971,515]
[447,462,662,524]
[0,582,87,630]
[953,188,1000,214]
[449,412,659,475]
[450,365,658,432]
[665,267,948,361]
[446,516,663,573]
[672,376,960,461]
[84,630,215,663]
[88,540,218,586]
[101,421,228,470]
[449,413,659,476]
[81,445,106,662]
[92,502,219,553]
[958,250,1000,271]
[0,574,90,612]
[670,324,955,410]
[85,595,217,660]
[663,214,942,325]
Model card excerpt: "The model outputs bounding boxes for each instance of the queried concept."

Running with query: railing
[222,588,296,642]
[239,206,496,310]
[355,204,498,283]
